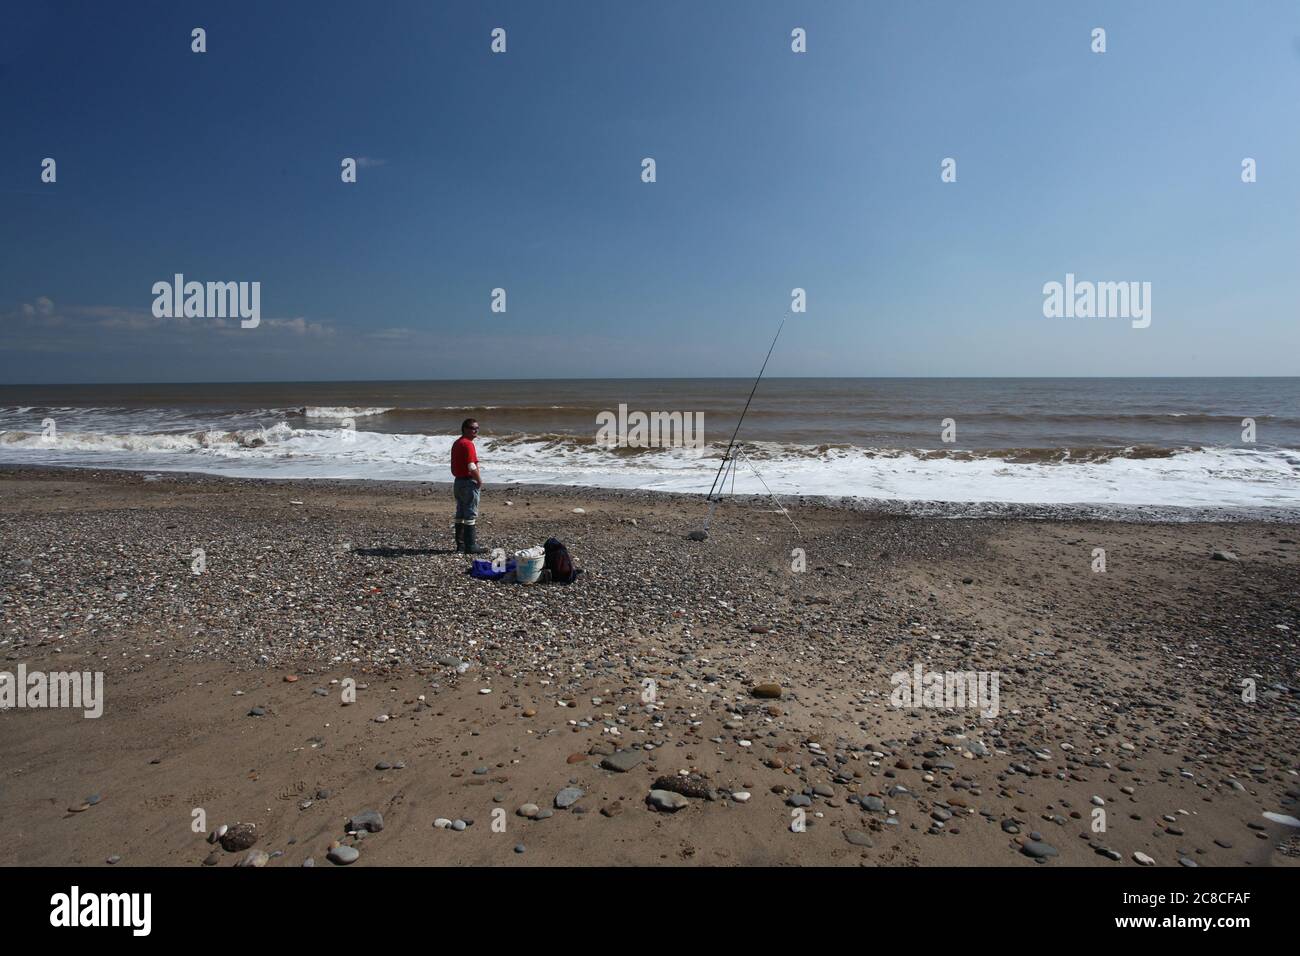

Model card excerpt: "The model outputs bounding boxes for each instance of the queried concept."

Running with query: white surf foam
[300,406,394,419]
[1,424,1298,508]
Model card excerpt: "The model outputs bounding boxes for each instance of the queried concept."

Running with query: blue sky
[2,0,1298,382]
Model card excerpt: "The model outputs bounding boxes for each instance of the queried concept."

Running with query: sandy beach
[0,467,1297,867]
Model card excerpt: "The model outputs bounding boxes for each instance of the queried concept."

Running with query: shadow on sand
[352,546,455,558]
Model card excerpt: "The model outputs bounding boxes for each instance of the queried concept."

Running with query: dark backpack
[543,537,578,584]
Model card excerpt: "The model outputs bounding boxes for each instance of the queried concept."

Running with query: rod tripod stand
[690,316,797,541]
[699,444,802,538]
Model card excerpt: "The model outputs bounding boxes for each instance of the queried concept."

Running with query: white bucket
[514,546,545,584]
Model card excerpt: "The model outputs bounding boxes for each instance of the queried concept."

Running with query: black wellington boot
[454,521,465,553]
[463,524,489,555]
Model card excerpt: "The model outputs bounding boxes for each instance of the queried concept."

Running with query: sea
[1,378,1297,510]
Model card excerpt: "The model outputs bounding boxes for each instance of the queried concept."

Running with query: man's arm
[470,459,483,488]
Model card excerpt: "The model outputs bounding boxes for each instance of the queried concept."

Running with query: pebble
[236,850,270,868]
[648,789,689,812]
[601,750,644,773]
[555,787,584,809]
[1021,841,1058,860]
[220,823,258,852]
[327,845,359,865]
[1133,851,1155,866]
[347,810,384,833]
[653,774,712,799]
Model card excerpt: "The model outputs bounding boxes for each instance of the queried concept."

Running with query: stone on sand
[648,789,689,812]
[347,810,384,833]
[328,845,359,865]
[600,750,644,773]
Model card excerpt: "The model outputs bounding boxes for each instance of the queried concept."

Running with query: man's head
[461,418,479,438]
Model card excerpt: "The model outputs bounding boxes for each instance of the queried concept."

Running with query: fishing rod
[705,317,785,502]
[693,318,785,539]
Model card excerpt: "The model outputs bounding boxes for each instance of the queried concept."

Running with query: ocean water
[0,378,1297,509]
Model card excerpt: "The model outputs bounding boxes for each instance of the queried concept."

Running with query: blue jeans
[454,478,480,525]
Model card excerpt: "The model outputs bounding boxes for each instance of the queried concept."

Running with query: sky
[2,0,1298,383]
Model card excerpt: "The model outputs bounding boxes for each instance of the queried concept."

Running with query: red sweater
[451,436,478,479]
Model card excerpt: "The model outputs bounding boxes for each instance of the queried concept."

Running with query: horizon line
[2,374,1299,388]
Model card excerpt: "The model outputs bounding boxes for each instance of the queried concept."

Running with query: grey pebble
[844,830,874,848]
[1021,841,1058,860]
[648,789,689,812]
[555,787,584,809]
[347,810,384,833]
[327,845,359,865]
[600,750,644,773]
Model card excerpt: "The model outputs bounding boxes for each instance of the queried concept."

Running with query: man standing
[451,418,488,554]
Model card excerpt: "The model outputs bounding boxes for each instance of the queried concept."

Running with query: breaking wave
[297,406,394,419]
[1,424,1297,508]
